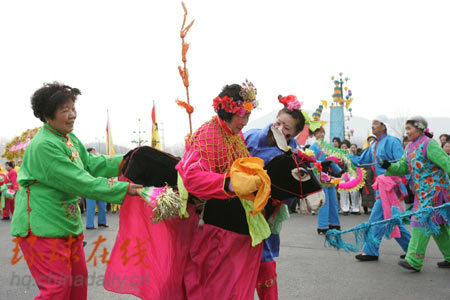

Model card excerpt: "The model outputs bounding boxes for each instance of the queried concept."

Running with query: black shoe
[98,224,109,228]
[355,253,379,261]
[351,211,362,215]
[437,260,450,268]
[400,254,406,259]
[317,228,328,235]
[342,211,349,216]
[83,241,87,247]
[2,217,10,220]
[398,260,420,272]
[329,225,341,231]
[86,226,96,230]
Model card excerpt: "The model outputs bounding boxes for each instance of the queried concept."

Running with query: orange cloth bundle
[230,157,271,215]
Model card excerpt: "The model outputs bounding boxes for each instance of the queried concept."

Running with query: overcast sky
[1,0,449,149]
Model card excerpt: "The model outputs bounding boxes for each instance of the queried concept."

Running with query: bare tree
[389,106,411,138]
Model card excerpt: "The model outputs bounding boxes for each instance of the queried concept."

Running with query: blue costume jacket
[350,133,404,177]
[244,123,299,261]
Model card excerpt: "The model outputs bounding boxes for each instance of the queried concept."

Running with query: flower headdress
[212,79,258,117]
[413,121,425,130]
[278,95,303,111]
[413,121,434,136]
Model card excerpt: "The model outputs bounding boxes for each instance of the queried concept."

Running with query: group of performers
[7,80,450,299]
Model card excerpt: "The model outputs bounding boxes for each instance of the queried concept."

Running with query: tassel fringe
[325,203,450,252]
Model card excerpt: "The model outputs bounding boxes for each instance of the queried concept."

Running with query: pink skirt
[105,191,262,299]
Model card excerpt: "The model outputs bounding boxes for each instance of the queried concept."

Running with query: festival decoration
[1,127,41,160]
[151,102,162,150]
[316,139,366,192]
[106,109,115,156]
[176,2,195,135]
[137,186,182,223]
[320,73,354,143]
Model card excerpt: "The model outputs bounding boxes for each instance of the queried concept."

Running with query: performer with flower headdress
[382,116,450,271]
[244,94,306,300]
[308,105,343,234]
[176,80,269,299]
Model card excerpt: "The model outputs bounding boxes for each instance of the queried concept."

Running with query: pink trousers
[19,233,87,300]
[256,260,278,300]
[2,197,14,218]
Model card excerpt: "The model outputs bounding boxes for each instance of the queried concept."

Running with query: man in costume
[176,81,268,299]
[310,127,342,234]
[84,147,109,229]
[351,115,411,261]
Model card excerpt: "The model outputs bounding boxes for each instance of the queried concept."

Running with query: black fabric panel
[203,197,249,235]
[123,146,180,187]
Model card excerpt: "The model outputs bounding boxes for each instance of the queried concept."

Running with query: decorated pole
[323,73,354,144]
[176,2,195,137]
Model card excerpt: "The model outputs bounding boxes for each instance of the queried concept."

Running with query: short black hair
[5,161,15,168]
[403,136,409,143]
[332,137,342,146]
[216,84,244,122]
[86,148,95,153]
[311,126,325,136]
[367,135,376,142]
[341,139,351,148]
[276,107,305,135]
[31,82,81,122]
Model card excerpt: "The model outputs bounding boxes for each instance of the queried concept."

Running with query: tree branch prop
[324,203,450,253]
[176,2,195,135]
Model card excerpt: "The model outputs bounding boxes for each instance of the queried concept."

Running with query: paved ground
[1,211,449,300]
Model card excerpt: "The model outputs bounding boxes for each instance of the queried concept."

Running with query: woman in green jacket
[11,82,142,300]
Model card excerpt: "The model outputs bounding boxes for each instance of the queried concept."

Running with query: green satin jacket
[11,123,129,238]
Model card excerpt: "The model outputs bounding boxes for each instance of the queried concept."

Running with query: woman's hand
[127,183,144,196]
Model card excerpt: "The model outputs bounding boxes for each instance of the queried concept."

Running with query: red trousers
[19,233,87,300]
[2,197,14,218]
[256,260,278,300]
